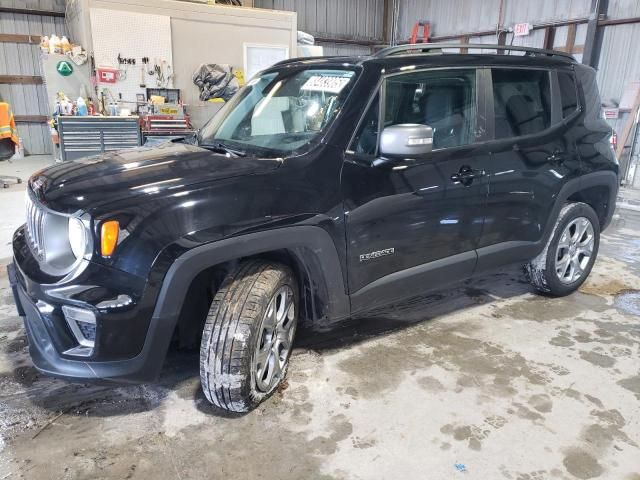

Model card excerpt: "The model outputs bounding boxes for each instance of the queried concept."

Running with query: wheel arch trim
[152,224,350,330]
[131,226,350,381]
[475,170,618,273]
[561,170,618,231]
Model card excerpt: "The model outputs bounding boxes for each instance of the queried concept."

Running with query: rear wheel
[199,260,298,412]
[526,202,600,296]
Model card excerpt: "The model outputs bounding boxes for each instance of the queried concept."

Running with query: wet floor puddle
[614,290,640,316]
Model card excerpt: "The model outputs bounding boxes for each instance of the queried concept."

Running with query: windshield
[198,68,357,157]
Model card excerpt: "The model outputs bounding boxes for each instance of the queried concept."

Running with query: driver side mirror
[379,124,433,156]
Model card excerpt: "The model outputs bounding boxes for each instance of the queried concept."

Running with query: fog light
[62,305,96,351]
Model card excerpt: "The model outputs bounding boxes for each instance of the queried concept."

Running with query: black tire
[526,202,600,296]
[199,259,298,412]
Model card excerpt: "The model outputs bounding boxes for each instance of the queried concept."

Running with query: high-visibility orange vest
[0,102,19,145]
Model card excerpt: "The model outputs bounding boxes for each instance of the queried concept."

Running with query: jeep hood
[28,142,282,214]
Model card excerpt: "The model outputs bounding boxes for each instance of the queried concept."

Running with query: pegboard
[89,8,173,104]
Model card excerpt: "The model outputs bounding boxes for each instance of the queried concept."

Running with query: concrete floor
[0,161,639,479]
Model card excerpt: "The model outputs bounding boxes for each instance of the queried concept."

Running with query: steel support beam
[0,75,43,85]
[0,34,41,44]
[543,26,556,50]
[14,115,48,123]
[599,16,640,26]
[583,0,608,67]
[313,36,379,47]
[0,7,65,17]
[382,0,392,44]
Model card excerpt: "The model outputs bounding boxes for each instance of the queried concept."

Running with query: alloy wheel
[554,216,595,284]
[253,285,296,392]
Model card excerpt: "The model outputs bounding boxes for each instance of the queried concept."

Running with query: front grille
[25,192,46,261]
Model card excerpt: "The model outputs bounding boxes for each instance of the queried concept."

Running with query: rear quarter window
[558,71,579,118]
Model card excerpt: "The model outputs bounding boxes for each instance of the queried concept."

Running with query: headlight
[68,217,87,259]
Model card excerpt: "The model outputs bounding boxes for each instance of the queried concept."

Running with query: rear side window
[492,69,551,138]
[558,71,579,118]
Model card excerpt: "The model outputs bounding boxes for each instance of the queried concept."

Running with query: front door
[342,67,490,314]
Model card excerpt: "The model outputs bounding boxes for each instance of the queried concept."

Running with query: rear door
[341,67,491,313]
[476,66,582,271]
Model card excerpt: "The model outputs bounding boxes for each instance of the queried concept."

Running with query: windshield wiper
[171,132,198,145]
[199,142,247,157]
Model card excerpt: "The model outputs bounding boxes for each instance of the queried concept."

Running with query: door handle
[547,150,565,164]
[451,166,485,186]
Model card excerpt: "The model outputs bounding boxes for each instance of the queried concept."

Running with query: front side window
[384,69,477,150]
[198,68,357,157]
[492,69,551,139]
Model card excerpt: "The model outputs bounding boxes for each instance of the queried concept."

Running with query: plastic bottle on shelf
[40,36,49,53]
[60,36,71,54]
[49,34,61,54]
[76,97,88,116]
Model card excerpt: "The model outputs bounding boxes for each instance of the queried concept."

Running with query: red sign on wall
[514,23,532,36]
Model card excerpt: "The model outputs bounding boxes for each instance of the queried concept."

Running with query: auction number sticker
[301,75,352,94]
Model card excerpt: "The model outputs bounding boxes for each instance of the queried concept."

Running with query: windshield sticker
[301,75,352,94]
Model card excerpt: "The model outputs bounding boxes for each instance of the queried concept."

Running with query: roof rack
[374,43,576,62]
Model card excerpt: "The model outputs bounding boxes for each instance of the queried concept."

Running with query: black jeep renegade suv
[9,44,618,412]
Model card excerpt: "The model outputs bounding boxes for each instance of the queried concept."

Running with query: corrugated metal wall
[320,42,372,56]
[607,0,640,20]
[598,23,640,105]
[255,0,383,40]
[397,0,500,39]
[396,0,590,40]
[597,21,640,150]
[254,0,384,55]
[501,0,591,24]
[395,0,640,175]
[252,0,639,107]
[0,0,66,155]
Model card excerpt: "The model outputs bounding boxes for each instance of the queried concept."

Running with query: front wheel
[526,202,600,296]
[199,260,298,412]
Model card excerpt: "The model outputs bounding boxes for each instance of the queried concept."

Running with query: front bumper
[8,228,173,383]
